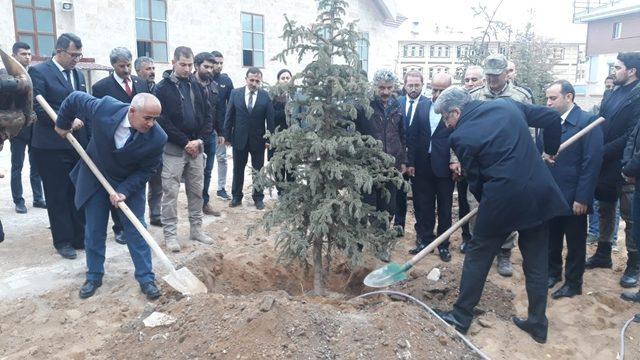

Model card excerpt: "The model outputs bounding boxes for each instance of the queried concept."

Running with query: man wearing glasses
[30,33,88,260]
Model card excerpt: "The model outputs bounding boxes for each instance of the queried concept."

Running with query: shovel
[364,116,606,288]
[35,95,208,296]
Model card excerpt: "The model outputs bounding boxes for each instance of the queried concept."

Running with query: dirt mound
[102,251,481,359]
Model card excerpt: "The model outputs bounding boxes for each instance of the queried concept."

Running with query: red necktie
[124,77,132,97]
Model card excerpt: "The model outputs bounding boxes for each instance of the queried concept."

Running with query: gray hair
[131,93,160,110]
[134,56,154,71]
[434,86,472,114]
[109,47,132,65]
[372,68,397,85]
[465,65,484,79]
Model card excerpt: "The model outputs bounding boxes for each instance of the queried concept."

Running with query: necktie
[123,77,133,97]
[124,127,137,147]
[247,91,255,112]
[63,69,74,89]
[406,99,415,126]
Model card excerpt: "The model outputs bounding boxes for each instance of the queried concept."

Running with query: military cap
[483,54,508,75]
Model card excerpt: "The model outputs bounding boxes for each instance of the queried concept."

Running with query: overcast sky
[395,0,587,43]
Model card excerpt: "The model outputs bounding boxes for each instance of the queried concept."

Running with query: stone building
[1,0,405,87]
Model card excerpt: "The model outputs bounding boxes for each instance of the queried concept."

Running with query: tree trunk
[313,236,325,296]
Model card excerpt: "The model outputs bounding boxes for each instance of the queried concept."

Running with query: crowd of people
[1,31,640,344]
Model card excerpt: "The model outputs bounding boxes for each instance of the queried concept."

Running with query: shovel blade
[162,267,208,295]
[364,262,410,288]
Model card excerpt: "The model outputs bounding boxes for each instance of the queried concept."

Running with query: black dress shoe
[114,231,127,245]
[552,284,582,299]
[149,218,163,227]
[409,243,427,255]
[15,203,27,214]
[512,317,547,344]
[56,245,77,259]
[621,291,640,303]
[255,199,265,210]
[229,198,242,207]
[438,247,452,262]
[33,200,47,209]
[435,310,469,334]
[79,280,102,299]
[140,281,161,300]
[547,276,561,288]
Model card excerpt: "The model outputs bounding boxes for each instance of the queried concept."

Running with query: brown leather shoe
[203,203,221,216]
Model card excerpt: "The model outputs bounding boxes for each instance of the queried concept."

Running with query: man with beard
[155,46,214,252]
[134,56,156,93]
[394,70,427,236]
[194,52,223,217]
[588,52,640,289]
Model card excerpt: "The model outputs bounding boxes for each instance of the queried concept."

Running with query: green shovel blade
[364,262,413,288]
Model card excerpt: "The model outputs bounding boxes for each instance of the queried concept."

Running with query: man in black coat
[224,67,274,209]
[586,52,640,288]
[406,72,456,261]
[30,33,89,260]
[433,87,570,344]
[92,47,150,245]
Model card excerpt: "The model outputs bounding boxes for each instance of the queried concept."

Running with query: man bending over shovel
[55,91,167,300]
[433,87,571,344]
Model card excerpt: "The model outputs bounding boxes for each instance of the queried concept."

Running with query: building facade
[2,0,404,88]
[574,0,640,95]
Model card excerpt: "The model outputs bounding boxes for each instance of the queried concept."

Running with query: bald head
[430,73,453,101]
[129,93,161,133]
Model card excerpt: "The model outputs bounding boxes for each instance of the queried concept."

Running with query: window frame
[241,12,265,68]
[613,22,622,39]
[357,32,369,74]
[12,0,57,58]
[135,0,168,63]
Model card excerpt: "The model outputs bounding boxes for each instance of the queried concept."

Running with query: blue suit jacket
[537,105,603,211]
[56,92,167,209]
[224,86,275,151]
[30,59,89,149]
[450,99,571,237]
[407,99,452,178]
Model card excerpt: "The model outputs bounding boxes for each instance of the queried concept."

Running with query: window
[454,67,465,80]
[242,12,264,67]
[357,32,369,74]
[428,66,448,79]
[12,0,56,57]
[135,0,168,62]
[456,45,474,59]
[429,44,450,58]
[499,45,511,56]
[551,47,565,60]
[613,22,622,39]
[402,66,423,77]
[403,44,424,58]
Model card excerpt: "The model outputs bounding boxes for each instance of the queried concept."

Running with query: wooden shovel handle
[557,117,605,154]
[35,95,177,275]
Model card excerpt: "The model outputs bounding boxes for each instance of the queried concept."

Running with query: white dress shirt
[560,104,574,125]
[52,57,75,90]
[245,87,256,109]
[114,115,133,149]
[428,103,442,153]
[405,97,418,126]
[113,73,131,93]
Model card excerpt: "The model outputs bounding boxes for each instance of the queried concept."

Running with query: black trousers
[456,179,471,240]
[32,148,85,249]
[363,182,397,229]
[394,174,410,227]
[411,156,454,248]
[548,214,587,287]
[453,222,549,332]
[231,147,265,201]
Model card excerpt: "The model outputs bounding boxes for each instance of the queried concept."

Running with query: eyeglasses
[62,50,83,59]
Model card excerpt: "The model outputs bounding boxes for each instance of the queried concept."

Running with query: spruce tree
[256,0,404,295]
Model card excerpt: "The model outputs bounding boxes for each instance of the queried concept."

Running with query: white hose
[356,290,491,360]
[619,314,638,360]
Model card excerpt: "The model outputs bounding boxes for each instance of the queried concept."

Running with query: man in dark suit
[406,73,456,262]
[30,33,88,259]
[434,87,570,344]
[8,41,46,214]
[54,91,167,300]
[92,47,150,245]
[224,67,274,209]
[587,52,640,289]
[394,70,428,236]
[541,80,603,299]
